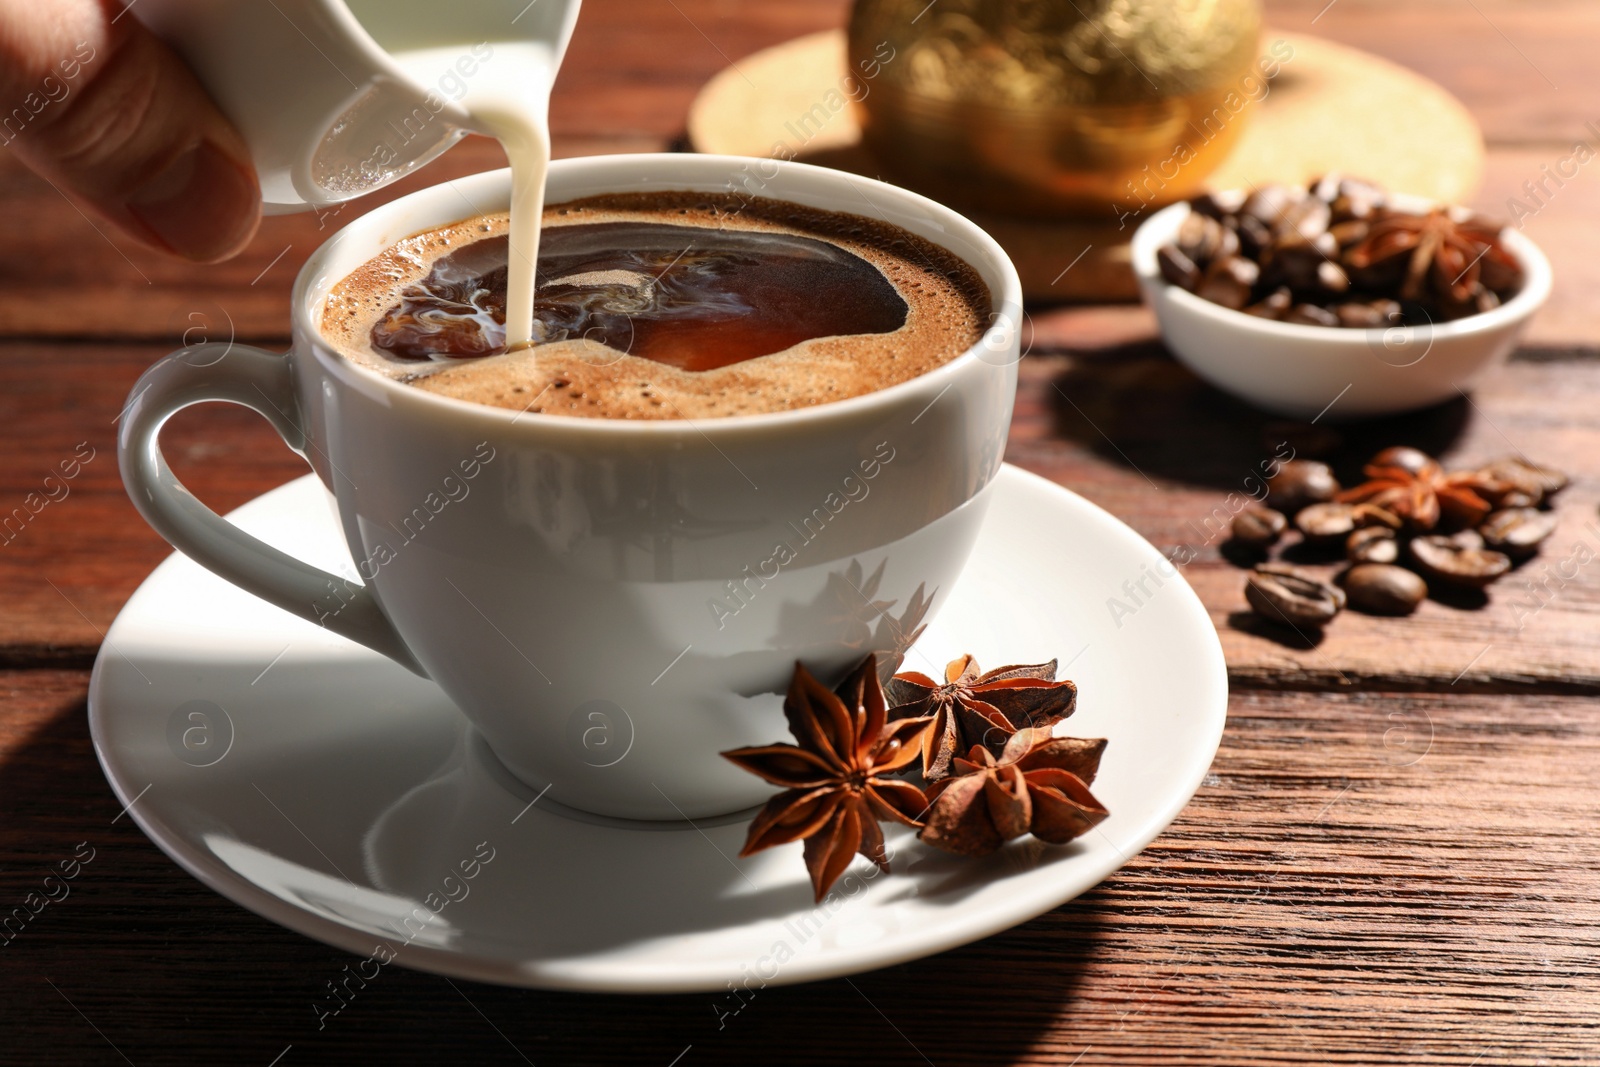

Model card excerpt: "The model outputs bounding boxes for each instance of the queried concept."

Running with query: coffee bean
[1333,299,1401,328]
[1244,286,1291,319]
[1341,247,1406,292]
[1267,459,1340,513]
[1234,214,1274,258]
[1264,233,1336,290]
[1246,563,1345,628]
[1308,173,1344,203]
[1310,174,1385,221]
[1477,456,1569,506]
[1157,245,1201,291]
[1315,260,1350,294]
[1330,186,1383,223]
[1295,501,1367,541]
[1479,507,1558,558]
[1192,189,1247,219]
[1284,303,1340,327]
[1232,506,1288,547]
[1214,225,1241,261]
[1277,197,1331,242]
[1346,526,1399,563]
[1369,445,1439,477]
[1343,563,1427,615]
[1242,185,1304,228]
[1197,256,1260,309]
[1301,502,1401,541]
[1328,219,1370,248]
[1334,302,1382,328]
[1177,212,1226,265]
[1410,535,1512,588]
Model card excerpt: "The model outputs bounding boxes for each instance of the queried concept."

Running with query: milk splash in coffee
[384,41,555,350]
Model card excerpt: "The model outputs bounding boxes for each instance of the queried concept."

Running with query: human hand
[1,0,261,262]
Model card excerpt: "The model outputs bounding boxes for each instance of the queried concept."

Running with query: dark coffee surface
[370,222,909,372]
[320,192,989,420]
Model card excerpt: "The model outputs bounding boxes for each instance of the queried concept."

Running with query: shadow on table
[0,695,1106,1066]
[1224,610,1328,650]
[1045,350,1474,491]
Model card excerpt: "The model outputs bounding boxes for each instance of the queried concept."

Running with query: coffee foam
[319,192,990,421]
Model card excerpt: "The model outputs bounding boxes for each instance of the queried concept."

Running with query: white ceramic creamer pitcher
[132,0,581,211]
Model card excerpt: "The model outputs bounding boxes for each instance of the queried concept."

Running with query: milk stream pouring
[134,0,580,347]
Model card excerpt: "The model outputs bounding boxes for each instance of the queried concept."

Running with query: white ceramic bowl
[1129,197,1552,420]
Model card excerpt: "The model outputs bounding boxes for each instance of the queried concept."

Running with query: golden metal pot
[848,0,1265,219]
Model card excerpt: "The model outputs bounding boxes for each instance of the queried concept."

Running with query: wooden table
[2,1,1596,1063]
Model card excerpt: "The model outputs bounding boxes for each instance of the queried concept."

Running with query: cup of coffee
[118,154,1023,819]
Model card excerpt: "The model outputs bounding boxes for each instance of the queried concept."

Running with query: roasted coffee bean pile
[1232,447,1568,630]
[1157,176,1525,327]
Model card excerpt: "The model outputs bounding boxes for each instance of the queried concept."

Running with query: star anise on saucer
[1344,208,1519,309]
[1335,446,1499,531]
[886,655,1079,781]
[722,655,932,902]
[920,728,1109,857]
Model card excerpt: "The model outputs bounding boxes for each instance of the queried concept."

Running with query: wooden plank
[2,2,1596,1060]
[3,340,1597,693]
[2,674,1595,1062]
[0,342,298,662]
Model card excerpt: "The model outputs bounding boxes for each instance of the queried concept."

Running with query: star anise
[1335,446,1500,531]
[920,727,1109,857]
[722,655,932,902]
[886,655,1079,781]
[1344,207,1520,310]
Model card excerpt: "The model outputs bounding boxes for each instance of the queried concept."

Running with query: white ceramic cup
[118,154,1024,820]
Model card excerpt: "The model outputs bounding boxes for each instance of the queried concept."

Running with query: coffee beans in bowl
[1130,181,1552,419]
[1158,177,1525,326]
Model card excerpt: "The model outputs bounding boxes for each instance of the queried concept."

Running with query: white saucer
[89,464,1226,992]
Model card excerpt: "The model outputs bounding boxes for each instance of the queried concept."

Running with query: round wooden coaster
[688,30,1484,302]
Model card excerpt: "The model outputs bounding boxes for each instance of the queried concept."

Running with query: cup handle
[118,342,425,676]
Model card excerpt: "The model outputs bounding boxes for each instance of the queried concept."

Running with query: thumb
[1,0,261,262]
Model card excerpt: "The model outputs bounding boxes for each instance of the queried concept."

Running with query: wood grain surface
[2,676,1594,1064]
[1,0,1598,1063]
